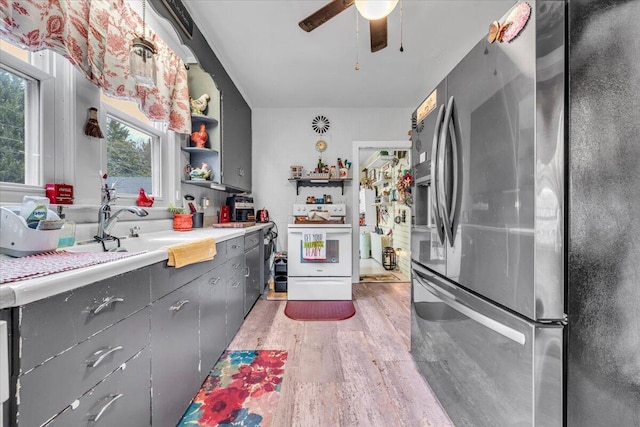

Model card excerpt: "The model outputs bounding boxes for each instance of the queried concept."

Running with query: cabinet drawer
[245,231,261,250]
[150,241,226,301]
[49,347,151,427]
[226,237,244,259]
[17,307,149,427]
[227,254,245,278]
[19,267,150,373]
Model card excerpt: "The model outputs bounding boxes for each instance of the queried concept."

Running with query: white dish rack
[0,207,61,257]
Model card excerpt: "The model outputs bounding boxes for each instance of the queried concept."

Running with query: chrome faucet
[96,186,148,242]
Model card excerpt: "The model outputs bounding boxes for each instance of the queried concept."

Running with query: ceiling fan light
[355,0,398,20]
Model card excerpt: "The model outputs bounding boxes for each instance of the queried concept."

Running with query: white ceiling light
[354,0,399,20]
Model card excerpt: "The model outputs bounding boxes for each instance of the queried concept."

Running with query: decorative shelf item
[288,178,351,195]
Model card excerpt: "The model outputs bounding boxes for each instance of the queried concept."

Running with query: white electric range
[287,204,352,300]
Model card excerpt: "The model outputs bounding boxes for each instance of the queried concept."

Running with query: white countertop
[0,223,273,309]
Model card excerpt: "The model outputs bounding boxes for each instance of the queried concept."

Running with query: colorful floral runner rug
[178,350,288,426]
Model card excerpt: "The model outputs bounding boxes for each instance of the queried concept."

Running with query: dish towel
[165,237,217,268]
[302,231,326,260]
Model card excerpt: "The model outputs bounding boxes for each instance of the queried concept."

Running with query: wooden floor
[228,282,454,427]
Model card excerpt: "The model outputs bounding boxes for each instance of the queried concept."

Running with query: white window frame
[102,103,165,200]
[0,50,55,201]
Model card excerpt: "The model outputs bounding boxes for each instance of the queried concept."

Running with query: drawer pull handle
[89,393,124,422]
[232,263,241,270]
[231,244,241,249]
[169,300,190,311]
[232,281,241,288]
[92,296,124,315]
[244,266,250,277]
[209,277,221,286]
[86,346,124,368]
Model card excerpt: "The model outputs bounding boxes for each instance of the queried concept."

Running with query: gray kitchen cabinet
[17,307,149,427]
[151,279,201,427]
[244,231,262,316]
[11,269,150,427]
[225,255,245,346]
[48,347,151,427]
[220,99,252,192]
[18,267,150,373]
[199,264,227,379]
[4,235,254,426]
[149,0,253,195]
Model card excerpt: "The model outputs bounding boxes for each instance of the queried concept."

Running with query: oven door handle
[289,229,351,235]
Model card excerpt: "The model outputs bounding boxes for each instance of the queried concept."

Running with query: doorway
[351,141,412,284]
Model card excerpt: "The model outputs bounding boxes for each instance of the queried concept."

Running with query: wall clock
[315,140,328,152]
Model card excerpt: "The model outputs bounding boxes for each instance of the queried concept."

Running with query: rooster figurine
[190,123,208,148]
[136,188,154,207]
[190,94,211,115]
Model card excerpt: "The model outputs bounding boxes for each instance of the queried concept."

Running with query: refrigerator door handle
[438,96,459,246]
[412,264,526,345]
[431,104,446,245]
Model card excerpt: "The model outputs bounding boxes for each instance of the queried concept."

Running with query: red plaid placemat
[0,250,146,284]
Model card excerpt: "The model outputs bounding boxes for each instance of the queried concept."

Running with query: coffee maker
[226,195,255,222]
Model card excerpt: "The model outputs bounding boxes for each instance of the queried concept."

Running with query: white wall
[251,107,411,253]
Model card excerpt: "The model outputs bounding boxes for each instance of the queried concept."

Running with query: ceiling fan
[298,0,398,53]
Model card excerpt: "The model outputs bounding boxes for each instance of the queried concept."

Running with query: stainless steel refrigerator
[410,1,640,425]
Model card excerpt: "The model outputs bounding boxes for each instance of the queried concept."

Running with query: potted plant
[168,204,193,231]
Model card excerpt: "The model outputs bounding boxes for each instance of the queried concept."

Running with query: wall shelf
[190,114,218,126]
[181,147,219,154]
[363,153,395,170]
[373,179,390,187]
[181,180,225,191]
[288,178,352,195]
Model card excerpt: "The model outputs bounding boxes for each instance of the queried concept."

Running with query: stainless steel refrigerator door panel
[411,262,563,427]
[444,4,542,320]
[568,1,640,424]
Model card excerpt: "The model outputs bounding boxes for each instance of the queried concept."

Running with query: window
[103,95,163,198]
[0,43,44,186]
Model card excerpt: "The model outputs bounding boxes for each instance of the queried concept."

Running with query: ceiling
[182,1,515,110]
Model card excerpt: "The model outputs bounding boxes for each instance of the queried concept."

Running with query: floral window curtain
[0,0,191,134]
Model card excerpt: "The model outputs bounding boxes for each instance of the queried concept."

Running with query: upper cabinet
[149,1,252,193]
[149,0,251,192]
[220,97,252,192]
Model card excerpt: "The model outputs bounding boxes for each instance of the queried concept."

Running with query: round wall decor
[312,115,330,134]
[315,140,328,152]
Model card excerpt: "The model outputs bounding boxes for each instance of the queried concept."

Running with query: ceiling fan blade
[298,0,355,32]
[370,17,388,52]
